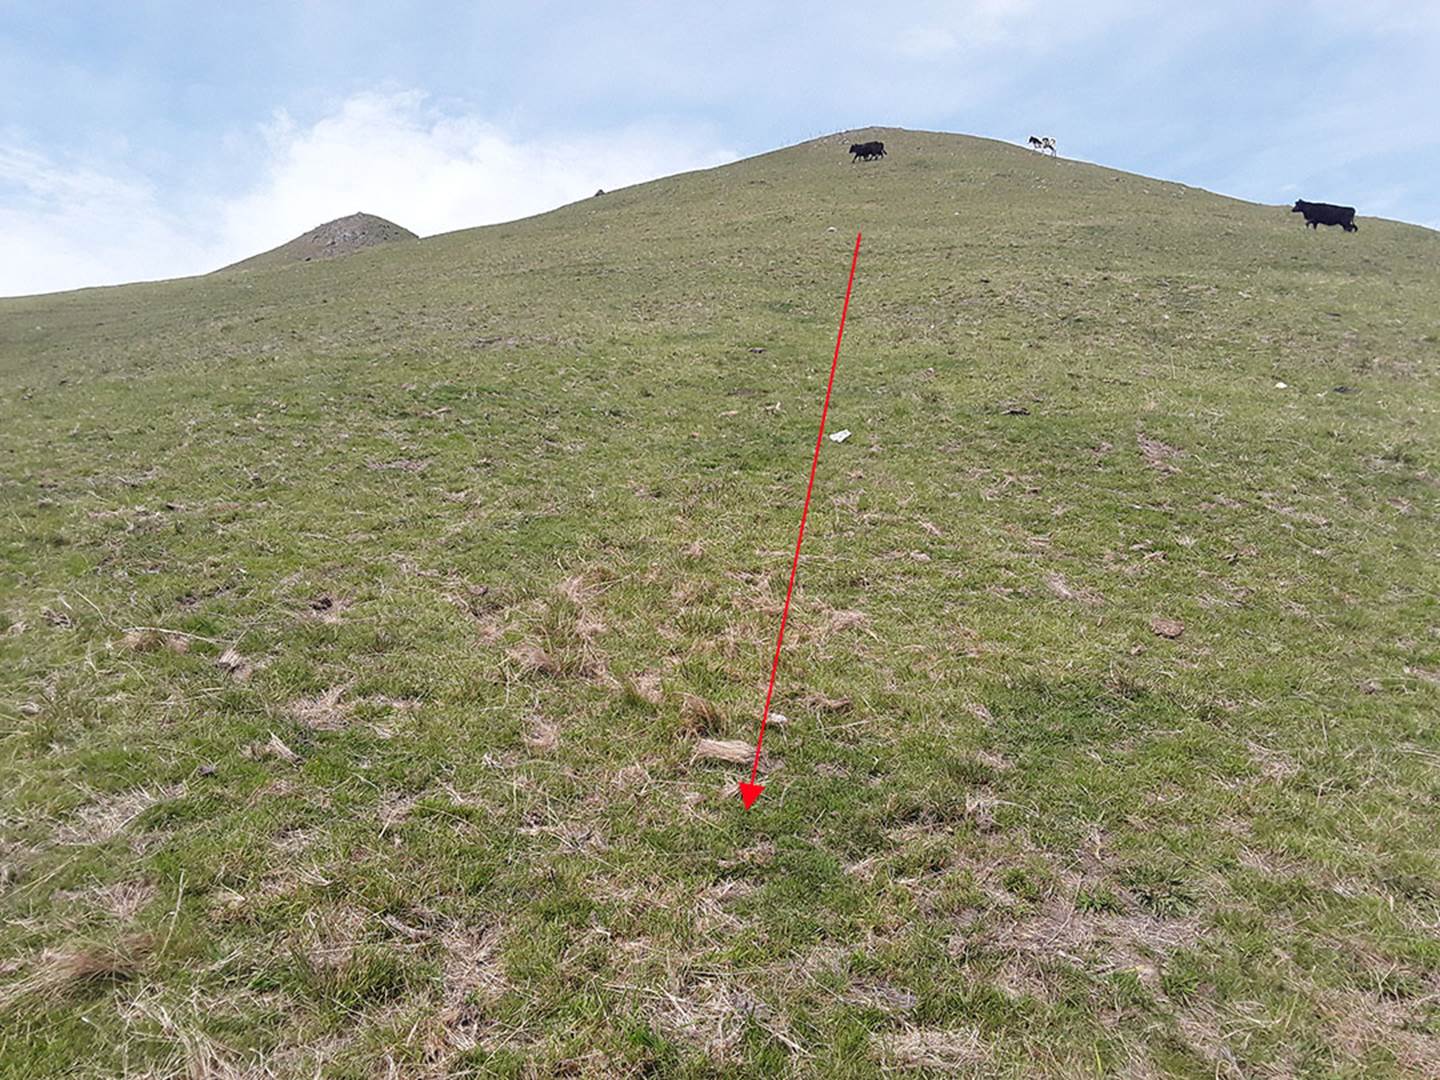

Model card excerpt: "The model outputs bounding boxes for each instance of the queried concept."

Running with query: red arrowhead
[738,782,765,809]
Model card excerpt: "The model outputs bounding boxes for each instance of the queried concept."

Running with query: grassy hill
[2,127,1438,1077]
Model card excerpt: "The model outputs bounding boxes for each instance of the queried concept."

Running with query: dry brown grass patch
[876,1026,988,1070]
[288,684,351,731]
[1137,432,1183,474]
[624,670,664,706]
[680,693,724,736]
[244,732,300,764]
[55,784,184,846]
[506,639,562,676]
[0,932,154,1011]
[216,646,254,682]
[692,738,757,766]
[119,628,190,654]
[59,880,158,922]
[523,713,560,752]
[799,689,852,713]
[1044,572,1105,606]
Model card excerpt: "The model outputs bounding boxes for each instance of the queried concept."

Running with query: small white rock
[829,429,852,443]
[1275,381,1288,389]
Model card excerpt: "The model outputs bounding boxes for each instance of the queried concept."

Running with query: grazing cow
[849,140,886,162]
[1027,135,1057,156]
[1292,199,1357,232]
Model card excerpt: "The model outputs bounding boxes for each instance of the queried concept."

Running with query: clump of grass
[679,693,723,736]
[1123,866,1198,918]
[0,933,154,1011]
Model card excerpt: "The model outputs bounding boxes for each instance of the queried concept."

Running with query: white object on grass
[830,429,852,443]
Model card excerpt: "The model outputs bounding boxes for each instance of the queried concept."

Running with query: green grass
[2,127,1438,1077]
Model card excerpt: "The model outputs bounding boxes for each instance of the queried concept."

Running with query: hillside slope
[221,211,418,272]
[2,128,1438,1077]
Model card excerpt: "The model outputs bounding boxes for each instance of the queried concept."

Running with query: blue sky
[3,1,1437,295]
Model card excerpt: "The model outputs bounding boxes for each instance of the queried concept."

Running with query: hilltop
[220,211,418,272]
[2,128,1438,1077]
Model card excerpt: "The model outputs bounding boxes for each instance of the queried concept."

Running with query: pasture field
[2,129,1438,1077]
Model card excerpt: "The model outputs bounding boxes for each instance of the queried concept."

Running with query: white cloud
[0,91,738,297]
[0,144,211,296]
[214,91,738,261]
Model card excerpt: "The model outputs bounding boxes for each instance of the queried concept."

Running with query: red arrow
[740,231,862,810]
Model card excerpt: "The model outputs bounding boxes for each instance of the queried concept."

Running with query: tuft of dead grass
[523,713,560,752]
[1137,432,1183,474]
[692,739,755,765]
[876,1026,988,1070]
[244,732,300,764]
[288,685,350,731]
[120,990,258,1079]
[624,670,664,707]
[216,646,254,682]
[799,690,852,713]
[680,693,723,736]
[119,628,190,654]
[1044,572,1104,606]
[0,933,154,1011]
[55,785,184,846]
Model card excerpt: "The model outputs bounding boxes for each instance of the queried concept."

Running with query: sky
[3,0,1438,297]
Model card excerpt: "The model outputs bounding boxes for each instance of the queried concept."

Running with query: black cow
[1292,200,1358,232]
[849,140,886,162]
